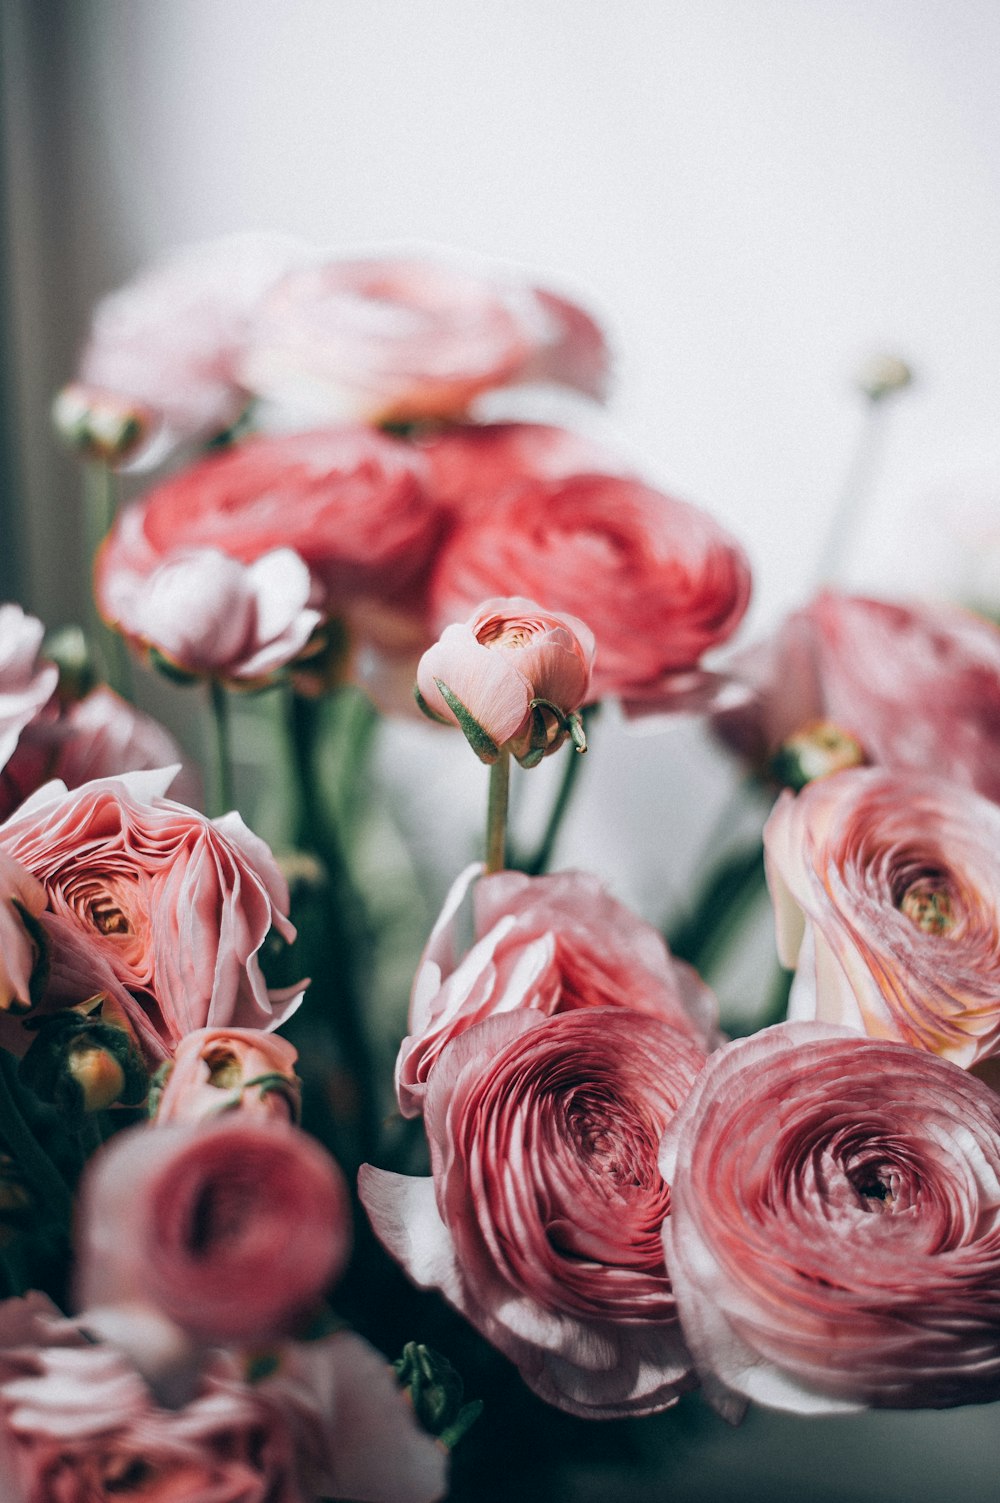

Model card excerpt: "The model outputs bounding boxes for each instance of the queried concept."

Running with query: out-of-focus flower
[768,717,867,791]
[765,767,1000,1067]
[396,863,718,1117]
[661,1022,1000,1417]
[68,232,315,469]
[239,254,609,425]
[429,473,751,709]
[18,998,150,1119]
[415,597,594,765]
[0,607,58,776]
[51,383,151,467]
[152,1025,301,1123]
[855,352,914,402]
[76,1116,351,1345]
[0,768,303,1061]
[363,1008,703,1418]
[714,590,1000,802]
[0,851,46,1016]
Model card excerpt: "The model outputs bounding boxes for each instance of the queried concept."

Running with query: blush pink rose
[239,255,609,425]
[363,1008,704,1418]
[397,863,719,1117]
[0,768,302,1060]
[416,597,595,762]
[72,232,314,468]
[764,768,1000,1067]
[660,1022,1000,1417]
[76,1116,352,1345]
[0,606,58,775]
[429,473,751,708]
[714,590,1000,801]
[153,1026,301,1124]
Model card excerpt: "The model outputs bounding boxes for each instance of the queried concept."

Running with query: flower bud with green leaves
[769,718,867,791]
[52,383,151,466]
[393,1342,483,1449]
[19,997,149,1121]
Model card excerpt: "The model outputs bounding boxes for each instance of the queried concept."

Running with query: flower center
[477,619,536,650]
[88,895,131,936]
[899,879,955,936]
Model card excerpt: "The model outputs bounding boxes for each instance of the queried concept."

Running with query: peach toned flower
[429,473,751,709]
[661,1023,1000,1417]
[153,1026,301,1124]
[415,598,594,764]
[0,852,46,1017]
[363,1008,703,1418]
[764,768,1000,1067]
[239,254,609,425]
[397,863,718,1117]
[0,607,58,776]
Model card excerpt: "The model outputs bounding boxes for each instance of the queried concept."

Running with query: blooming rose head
[239,253,609,425]
[764,767,1000,1068]
[76,1116,352,1345]
[0,852,47,1016]
[429,473,751,709]
[363,1008,704,1418]
[415,598,594,765]
[0,606,58,776]
[396,863,719,1117]
[661,1023,1000,1417]
[715,591,1000,801]
[70,232,314,468]
[0,768,302,1063]
[152,1026,301,1124]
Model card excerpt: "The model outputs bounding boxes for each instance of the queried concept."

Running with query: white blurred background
[3,4,1000,1499]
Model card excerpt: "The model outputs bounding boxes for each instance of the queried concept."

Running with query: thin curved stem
[206,679,234,817]
[83,461,132,697]
[485,749,511,874]
[522,743,587,877]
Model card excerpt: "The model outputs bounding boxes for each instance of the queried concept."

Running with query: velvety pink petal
[416,624,532,744]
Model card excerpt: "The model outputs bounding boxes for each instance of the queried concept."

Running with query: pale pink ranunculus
[76,1116,352,1346]
[660,1022,1000,1417]
[0,768,302,1060]
[0,851,46,1017]
[714,590,1000,802]
[429,473,751,709]
[238,255,609,425]
[0,606,58,775]
[73,231,315,469]
[397,863,719,1118]
[416,597,594,762]
[153,1026,301,1124]
[764,767,1000,1068]
[363,1008,704,1418]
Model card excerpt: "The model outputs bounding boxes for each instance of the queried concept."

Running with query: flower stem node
[770,719,867,792]
[52,383,151,466]
[393,1341,483,1449]
[18,1001,150,1121]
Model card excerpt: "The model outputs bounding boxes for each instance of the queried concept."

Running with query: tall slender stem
[83,461,131,697]
[485,749,511,874]
[207,679,234,816]
[522,742,588,877]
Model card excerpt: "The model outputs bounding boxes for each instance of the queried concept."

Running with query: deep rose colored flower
[76,1116,352,1345]
[0,852,46,1017]
[0,685,201,820]
[239,255,609,425]
[396,863,719,1117]
[153,1026,301,1124]
[429,473,751,708]
[0,768,302,1061]
[660,1022,1000,1417]
[714,590,1000,802]
[0,607,58,775]
[363,1008,704,1418]
[416,597,594,763]
[72,232,314,468]
[764,767,1000,1067]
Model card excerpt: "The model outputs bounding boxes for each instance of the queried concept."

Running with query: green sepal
[413,684,451,726]
[19,1008,149,1124]
[393,1341,482,1447]
[147,647,200,686]
[566,711,588,754]
[439,1400,485,1451]
[432,679,500,763]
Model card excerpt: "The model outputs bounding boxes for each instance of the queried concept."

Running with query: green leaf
[433,679,500,763]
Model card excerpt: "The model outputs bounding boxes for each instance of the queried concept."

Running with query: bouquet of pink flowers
[2,236,998,1500]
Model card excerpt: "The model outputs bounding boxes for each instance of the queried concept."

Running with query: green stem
[207,679,234,817]
[815,395,888,587]
[485,749,511,874]
[83,461,131,697]
[666,839,768,980]
[520,737,589,877]
[0,1056,72,1232]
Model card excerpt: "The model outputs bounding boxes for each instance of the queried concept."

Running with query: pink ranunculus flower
[764,767,1000,1068]
[660,1022,1000,1417]
[415,597,594,763]
[0,768,302,1061]
[396,862,719,1117]
[0,606,58,775]
[0,852,46,1017]
[238,254,609,425]
[429,473,751,709]
[76,1116,352,1346]
[71,231,315,469]
[362,1008,704,1418]
[714,590,1000,802]
[153,1026,301,1124]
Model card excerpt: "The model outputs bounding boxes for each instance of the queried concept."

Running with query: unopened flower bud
[393,1341,483,1448]
[770,719,867,791]
[19,1001,149,1121]
[855,353,914,403]
[42,624,97,706]
[52,382,151,465]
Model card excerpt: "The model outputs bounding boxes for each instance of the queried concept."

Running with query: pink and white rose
[764,767,1000,1067]
[153,1026,301,1124]
[363,1008,704,1418]
[661,1023,1000,1417]
[397,863,719,1117]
